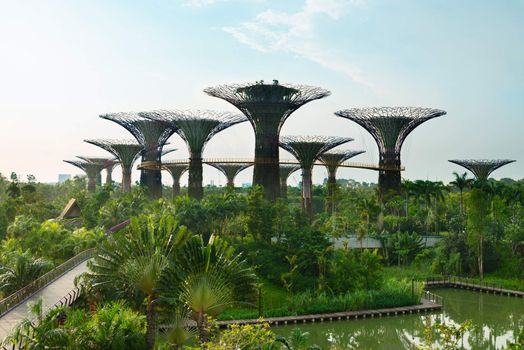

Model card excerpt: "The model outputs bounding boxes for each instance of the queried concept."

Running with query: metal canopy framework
[162,163,189,197]
[448,159,516,180]
[335,107,446,199]
[76,156,119,186]
[63,160,106,193]
[319,149,365,212]
[279,165,300,199]
[207,162,252,188]
[84,139,143,192]
[204,81,331,200]
[100,113,177,198]
[280,135,352,220]
[142,110,247,199]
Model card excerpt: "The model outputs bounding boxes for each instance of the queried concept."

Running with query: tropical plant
[0,251,52,296]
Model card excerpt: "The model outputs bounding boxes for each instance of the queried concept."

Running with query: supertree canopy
[319,149,365,213]
[448,159,516,181]
[100,113,177,198]
[76,156,118,186]
[84,139,143,192]
[207,162,252,188]
[204,80,331,201]
[280,135,352,221]
[142,110,247,200]
[335,107,446,199]
[162,163,189,197]
[279,165,300,199]
[63,160,106,193]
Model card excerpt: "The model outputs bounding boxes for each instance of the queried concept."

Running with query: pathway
[0,260,89,342]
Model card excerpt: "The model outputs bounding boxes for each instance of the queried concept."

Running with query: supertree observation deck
[63,160,106,193]
[84,139,143,192]
[142,110,247,200]
[448,159,516,181]
[204,80,331,201]
[207,162,252,188]
[76,156,119,186]
[280,135,352,221]
[279,165,300,199]
[100,113,177,198]
[335,107,446,199]
[319,149,365,213]
[162,163,189,197]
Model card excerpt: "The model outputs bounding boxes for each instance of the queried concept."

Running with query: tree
[450,172,473,216]
[87,214,191,350]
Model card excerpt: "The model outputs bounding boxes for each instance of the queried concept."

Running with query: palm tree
[450,172,473,215]
[87,215,191,350]
[160,235,257,344]
[0,251,51,296]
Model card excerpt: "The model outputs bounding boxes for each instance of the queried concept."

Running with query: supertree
[335,107,446,200]
[142,110,247,199]
[204,80,331,200]
[319,149,365,213]
[100,113,177,198]
[280,135,352,221]
[77,156,119,186]
[162,162,189,197]
[448,159,516,181]
[207,162,252,188]
[63,160,106,193]
[279,165,300,199]
[84,139,143,192]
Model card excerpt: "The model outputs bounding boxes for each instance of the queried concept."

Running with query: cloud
[223,0,375,89]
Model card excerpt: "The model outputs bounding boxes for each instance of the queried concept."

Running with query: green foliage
[419,317,473,350]
[206,322,275,350]
[0,251,52,296]
[327,249,383,293]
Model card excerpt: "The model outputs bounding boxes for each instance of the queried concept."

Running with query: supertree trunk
[122,168,132,192]
[280,179,288,199]
[188,152,203,200]
[106,168,113,186]
[253,127,280,200]
[379,152,401,201]
[302,167,314,222]
[96,173,102,187]
[173,179,181,197]
[326,168,337,214]
[141,149,163,199]
[226,176,235,188]
[87,176,97,193]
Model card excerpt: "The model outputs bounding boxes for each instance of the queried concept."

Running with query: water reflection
[273,289,524,349]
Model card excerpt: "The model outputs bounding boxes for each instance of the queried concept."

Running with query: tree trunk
[253,126,280,201]
[302,167,314,222]
[173,179,180,197]
[105,166,113,186]
[226,175,235,189]
[378,152,401,203]
[145,297,156,350]
[197,312,209,345]
[326,169,337,214]
[122,168,132,192]
[188,153,203,200]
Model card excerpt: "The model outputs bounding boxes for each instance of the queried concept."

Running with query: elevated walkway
[0,250,93,345]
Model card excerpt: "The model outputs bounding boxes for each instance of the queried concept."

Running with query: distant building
[58,174,71,183]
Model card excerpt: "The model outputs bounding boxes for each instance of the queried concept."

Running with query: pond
[273,288,524,349]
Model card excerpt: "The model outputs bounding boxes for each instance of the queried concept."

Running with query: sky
[0,0,523,187]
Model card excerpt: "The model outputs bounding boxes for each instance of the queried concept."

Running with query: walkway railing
[0,248,95,317]
[422,290,443,305]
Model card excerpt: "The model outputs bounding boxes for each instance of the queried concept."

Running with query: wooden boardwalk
[217,299,441,328]
[426,280,524,298]
[0,261,89,343]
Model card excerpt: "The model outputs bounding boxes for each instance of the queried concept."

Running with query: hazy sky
[0,0,523,187]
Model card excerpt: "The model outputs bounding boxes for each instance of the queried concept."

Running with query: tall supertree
[280,135,352,221]
[335,107,446,200]
[448,159,516,181]
[279,165,300,199]
[77,156,119,186]
[63,160,106,193]
[100,113,177,198]
[162,163,189,197]
[204,81,331,200]
[319,149,365,213]
[84,139,143,192]
[207,162,252,189]
[142,110,247,200]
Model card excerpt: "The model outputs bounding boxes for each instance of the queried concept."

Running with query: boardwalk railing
[422,290,443,305]
[425,275,524,298]
[0,248,95,317]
